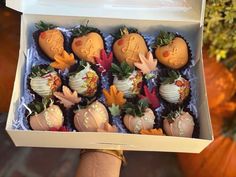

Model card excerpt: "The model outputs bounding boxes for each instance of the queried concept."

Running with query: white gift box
[6,0,213,153]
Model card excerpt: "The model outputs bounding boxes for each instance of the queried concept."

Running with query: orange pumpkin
[178,101,236,177]
[203,49,235,109]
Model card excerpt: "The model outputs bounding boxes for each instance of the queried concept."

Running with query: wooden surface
[0,5,20,112]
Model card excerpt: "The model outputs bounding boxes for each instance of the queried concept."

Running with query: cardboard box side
[198,54,213,140]
[7,130,212,153]
[6,15,26,131]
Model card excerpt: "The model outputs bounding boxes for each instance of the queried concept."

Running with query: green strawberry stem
[28,98,53,115]
[69,61,89,76]
[122,98,149,117]
[165,108,184,123]
[160,70,180,84]
[114,26,138,39]
[30,65,54,78]
[35,21,56,31]
[156,31,176,47]
[111,61,134,80]
[71,23,100,37]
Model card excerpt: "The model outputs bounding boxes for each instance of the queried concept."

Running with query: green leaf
[71,23,100,37]
[111,62,134,79]
[113,26,138,39]
[122,98,149,117]
[160,70,180,84]
[156,31,176,47]
[30,65,55,78]
[35,21,56,31]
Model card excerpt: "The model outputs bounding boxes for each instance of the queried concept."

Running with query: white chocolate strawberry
[30,66,61,97]
[111,62,142,98]
[159,71,189,104]
[69,62,99,97]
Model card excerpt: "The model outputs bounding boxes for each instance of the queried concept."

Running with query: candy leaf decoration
[123,99,149,117]
[111,61,134,80]
[36,21,64,60]
[103,85,126,107]
[49,126,68,132]
[113,26,148,66]
[140,128,165,135]
[163,109,194,137]
[50,50,76,71]
[95,49,113,73]
[123,99,155,133]
[140,85,160,109]
[27,99,64,131]
[155,31,188,69]
[69,62,99,97]
[97,122,118,133]
[71,25,104,64]
[30,65,62,97]
[159,71,190,104]
[108,104,121,116]
[134,51,158,74]
[74,101,109,132]
[54,86,81,109]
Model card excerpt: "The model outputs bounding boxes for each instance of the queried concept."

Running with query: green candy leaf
[108,104,121,116]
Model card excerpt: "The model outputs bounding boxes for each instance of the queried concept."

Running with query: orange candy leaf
[97,122,118,133]
[103,85,126,106]
[134,51,157,74]
[51,50,76,71]
[140,128,165,135]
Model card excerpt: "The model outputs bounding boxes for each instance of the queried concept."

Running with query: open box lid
[6,0,205,25]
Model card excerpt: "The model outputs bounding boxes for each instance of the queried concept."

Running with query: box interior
[7,0,205,24]
[6,13,213,152]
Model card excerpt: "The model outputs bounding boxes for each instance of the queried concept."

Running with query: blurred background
[0,0,235,177]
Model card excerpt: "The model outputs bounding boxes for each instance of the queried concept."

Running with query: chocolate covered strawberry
[36,21,64,60]
[159,71,190,104]
[71,25,104,64]
[122,99,155,134]
[111,61,142,98]
[163,109,194,137]
[113,27,148,66]
[155,31,188,69]
[29,65,61,97]
[27,99,64,131]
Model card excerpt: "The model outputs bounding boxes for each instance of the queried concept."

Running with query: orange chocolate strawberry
[113,27,148,67]
[71,25,104,64]
[155,31,188,69]
[36,21,64,60]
